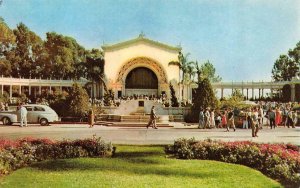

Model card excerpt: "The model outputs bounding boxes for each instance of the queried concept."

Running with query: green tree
[230,89,244,101]
[199,61,222,82]
[169,83,179,107]
[189,78,217,122]
[44,32,85,79]
[0,18,15,76]
[11,23,46,78]
[178,52,195,83]
[169,52,195,83]
[288,41,300,65]
[67,83,90,117]
[272,55,298,81]
[75,48,104,80]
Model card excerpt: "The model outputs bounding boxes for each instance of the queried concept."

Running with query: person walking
[226,108,236,132]
[251,108,259,137]
[247,108,252,130]
[292,111,297,128]
[275,107,281,127]
[88,109,95,128]
[204,108,211,129]
[287,109,293,128]
[258,106,264,129]
[221,111,227,129]
[198,108,204,129]
[210,109,215,128]
[147,106,157,129]
[242,109,249,129]
[19,103,28,127]
[282,106,288,127]
[268,108,276,129]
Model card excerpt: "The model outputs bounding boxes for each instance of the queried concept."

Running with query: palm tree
[169,52,195,100]
[192,60,202,83]
[85,56,107,104]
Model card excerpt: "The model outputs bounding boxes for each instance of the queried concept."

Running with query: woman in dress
[275,107,281,127]
[221,111,227,129]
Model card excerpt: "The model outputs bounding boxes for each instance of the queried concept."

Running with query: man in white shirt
[20,103,28,127]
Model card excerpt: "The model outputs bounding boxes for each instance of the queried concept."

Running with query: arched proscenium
[116,57,168,84]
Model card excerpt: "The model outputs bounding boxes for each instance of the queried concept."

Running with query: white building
[102,34,182,99]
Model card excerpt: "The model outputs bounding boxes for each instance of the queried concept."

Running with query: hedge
[0,137,114,175]
[165,138,300,188]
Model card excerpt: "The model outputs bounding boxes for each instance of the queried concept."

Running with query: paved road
[0,123,299,145]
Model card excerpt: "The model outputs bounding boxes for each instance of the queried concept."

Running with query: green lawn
[0,145,282,188]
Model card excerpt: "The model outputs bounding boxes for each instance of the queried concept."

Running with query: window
[25,107,33,111]
[34,106,45,111]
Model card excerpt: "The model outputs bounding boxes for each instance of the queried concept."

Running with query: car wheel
[40,118,49,126]
[2,117,12,125]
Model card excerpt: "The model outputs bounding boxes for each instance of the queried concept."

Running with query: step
[102,122,173,127]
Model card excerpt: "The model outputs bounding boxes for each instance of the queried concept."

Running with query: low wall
[100,100,191,116]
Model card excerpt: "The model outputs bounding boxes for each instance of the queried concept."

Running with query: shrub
[0,137,113,176]
[166,139,300,187]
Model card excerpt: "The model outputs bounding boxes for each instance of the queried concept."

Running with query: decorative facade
[102,35,181,98]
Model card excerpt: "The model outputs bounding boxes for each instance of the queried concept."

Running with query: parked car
[0,104,59,126]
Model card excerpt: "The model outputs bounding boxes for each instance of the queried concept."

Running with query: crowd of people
[89,94,193,108]
[198,102,298,137]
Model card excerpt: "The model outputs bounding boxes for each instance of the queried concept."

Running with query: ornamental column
[221,88,224,99]
[9,85,12,99]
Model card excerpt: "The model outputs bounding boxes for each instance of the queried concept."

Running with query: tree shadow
[29,147,215,179]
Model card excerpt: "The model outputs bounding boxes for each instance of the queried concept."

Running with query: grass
[0,145,282,188]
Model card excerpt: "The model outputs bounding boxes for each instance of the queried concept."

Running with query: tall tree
[288,41,300,65]
[190,78,218,122]
[169,52,195,100]
[178,52,195,83]
[272,41,300,81]
[67,83,89,117]
[44,32,85,79]
[10,23,46,78]
[272,55,298,81]
[169,83,179,107]
[199,61,222,82]
[0,18,15,76]
[230,89,244,101]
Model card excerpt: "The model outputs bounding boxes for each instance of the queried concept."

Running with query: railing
[0,76,89,86]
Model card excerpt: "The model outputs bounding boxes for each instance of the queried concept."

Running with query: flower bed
[165,138,300,188]
[0,137,113,175]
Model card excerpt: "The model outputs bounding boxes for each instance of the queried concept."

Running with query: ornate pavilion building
[101,34,182,99]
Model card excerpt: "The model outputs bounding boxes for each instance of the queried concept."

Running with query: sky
[0,0,299,82]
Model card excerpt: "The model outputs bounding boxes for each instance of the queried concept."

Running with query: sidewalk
[0,123,299,145]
